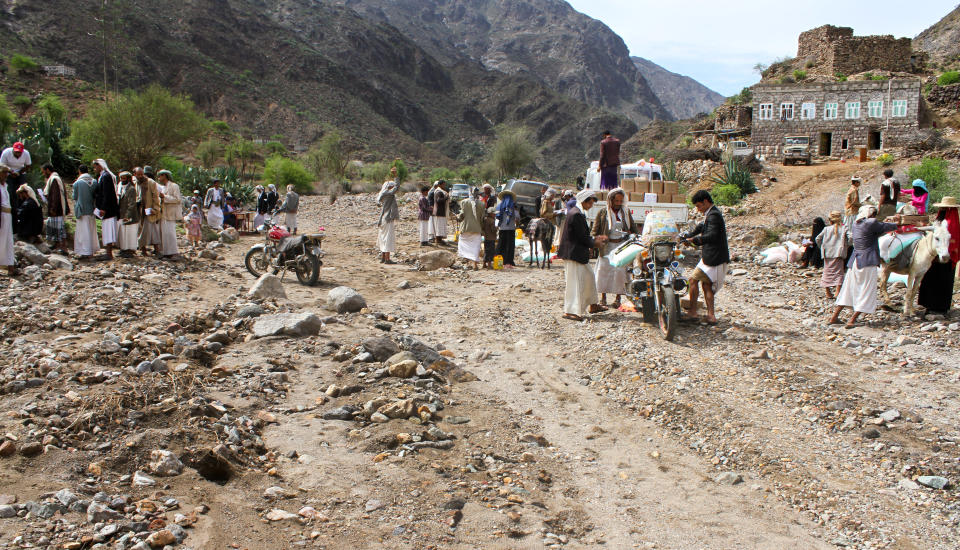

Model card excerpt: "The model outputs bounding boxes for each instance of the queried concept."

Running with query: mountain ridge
[631,57,725,120]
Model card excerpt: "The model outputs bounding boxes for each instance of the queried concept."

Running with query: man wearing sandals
[557,190,608,321]
[679,190,729,325]
[828,204,900,328]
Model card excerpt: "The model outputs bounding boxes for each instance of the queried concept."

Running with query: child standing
[185,204,203,248]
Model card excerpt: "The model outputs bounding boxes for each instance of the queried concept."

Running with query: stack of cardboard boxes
[617,179,685,204]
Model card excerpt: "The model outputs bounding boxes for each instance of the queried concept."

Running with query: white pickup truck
[582,160,689,227]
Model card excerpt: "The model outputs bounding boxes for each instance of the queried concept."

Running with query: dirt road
[1,187,957,549]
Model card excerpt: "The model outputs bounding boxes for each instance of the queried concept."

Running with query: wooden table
[236,211,255,233]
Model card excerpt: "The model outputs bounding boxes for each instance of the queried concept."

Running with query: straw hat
[497,189,515,201]
[932,196,958,209]
[828,210,843,224]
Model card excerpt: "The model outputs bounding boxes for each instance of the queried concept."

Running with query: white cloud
[566,0,957,96]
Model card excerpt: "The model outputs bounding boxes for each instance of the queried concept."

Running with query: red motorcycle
[244,216,324,286]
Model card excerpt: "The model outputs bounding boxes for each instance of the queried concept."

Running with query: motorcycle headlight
[632,267,644,276]
[654,243,673,263]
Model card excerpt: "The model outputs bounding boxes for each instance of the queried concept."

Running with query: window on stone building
[891,100,907,117]
[758,103,773,120]
[780,103,794,121]
[824,102,838,120]
[800,103,816,120]
[868,100,883,118]
[845,101,860,119]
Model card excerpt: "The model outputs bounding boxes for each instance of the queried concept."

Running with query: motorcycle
[244,216,324,286]
[613,233,688,340]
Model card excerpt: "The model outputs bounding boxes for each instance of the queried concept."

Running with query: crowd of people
[0,141,300,273]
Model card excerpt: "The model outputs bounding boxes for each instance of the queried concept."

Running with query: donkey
[880,220,952,316]
[526,218,555,269]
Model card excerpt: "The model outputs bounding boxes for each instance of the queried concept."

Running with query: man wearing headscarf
[481,183,496,209]
[456,188,485,270]
[417,185,432,247]
[254,185,268,228]
[92,159,119,259]
[15,184,43,242]
[204,178,225,229]
[156,170,182,258]
[135,167,162,256]
[557,189,608,320]
[41,163,69,253]
[495,189,520,268]
[1,142,31,231]
[116,171,140,256]
[815,211,848,299]
[266,184,279,212]
[591,187,636,308]
[878,168,900,221]
[72,164,99,259]
[432,180,449,245]
[276,184,299,234]
[0,165,15,275]
[829,204,900,328]
[598,131,621,190]
[377,167,399,264]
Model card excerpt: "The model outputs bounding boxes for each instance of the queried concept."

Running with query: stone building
[797,25,924,75]
[751,79,924,159]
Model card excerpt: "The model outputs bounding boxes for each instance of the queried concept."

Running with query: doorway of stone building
[868,130,882,150]
[819,132,832,156]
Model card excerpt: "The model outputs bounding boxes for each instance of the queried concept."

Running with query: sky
[566,0,958,97]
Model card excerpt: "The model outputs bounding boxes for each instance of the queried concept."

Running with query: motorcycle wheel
[294,254,320,286]
[244,247,270,278]
[658,286,678,341]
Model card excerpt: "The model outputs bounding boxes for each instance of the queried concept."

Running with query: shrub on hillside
[711,157,756,196]
[835,72,847,82]
[429,167,457,183]
[263,155,314,194]
[9,54,39,74]
[711,184,741,206]
[792,69,807,81]
[907,157,949,189]
[938,71,960,86]
[37,94,66,122]
[875,153,895,166]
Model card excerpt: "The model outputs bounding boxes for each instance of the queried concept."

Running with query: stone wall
[797,25,852,65]
[926,83,960,109]
[751,79,923,159]
[833,36,914,75]
[714,104,752,131]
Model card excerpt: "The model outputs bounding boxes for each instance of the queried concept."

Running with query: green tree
[907,157,950,189]
[9,54,39,74]
[391,158,408,184]
[306,132,350,183]
[265,140,286,155]
[476,162,497,184]
[263,155,314,194]
[211,120,231,135]
[70,85,208,168]
[37,94,66,122]
[429,167,457,183]
[224,139,261,181]
[362,161,390,185]
[195,140,222,168]
[491,127,534,180]
[0,96,15,138]
[458,166,473,184]
[12,95,32,117]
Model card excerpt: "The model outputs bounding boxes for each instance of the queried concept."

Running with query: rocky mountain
[914,4,960,66]
[0,0,666,177]
[337,0,672,125]
[631,57,725,120]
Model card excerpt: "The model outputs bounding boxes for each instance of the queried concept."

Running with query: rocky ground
[0,178,958,549]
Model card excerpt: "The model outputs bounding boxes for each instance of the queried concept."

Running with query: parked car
[728,140,754,158]
[500,179,548,225]
[450,183,470,202]
[783,136,811,165]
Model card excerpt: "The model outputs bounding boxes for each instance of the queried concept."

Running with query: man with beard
[116,171,140,257]
[72,165,99,260]
[156,169,182,258]
[135,167,162,256]
[92,159,119,260]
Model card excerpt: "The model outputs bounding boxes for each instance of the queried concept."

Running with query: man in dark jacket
[598,131,620,190]
[557,190,608,320]
[680,190,730,324]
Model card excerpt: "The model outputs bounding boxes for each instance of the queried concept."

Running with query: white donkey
[880,220,952,316]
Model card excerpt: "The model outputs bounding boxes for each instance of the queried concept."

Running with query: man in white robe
[92,159,119,260]
[156,170,182,258]
[0,165,16,275]
[204,180,224,229]
[72,165,99,259]
[116,171,140,256]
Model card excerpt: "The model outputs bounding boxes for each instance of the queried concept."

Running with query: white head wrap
[855,204,877,221]
[377,180,396,203]
[605,187,628,231]
[576,189,596,211]
[93,158,116,187]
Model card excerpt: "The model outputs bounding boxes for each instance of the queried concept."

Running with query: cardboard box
[648,181,664,195]
[643,193,659,203]
[663,181,679,195]
[633,180,650,194]
[629,192,646,202]
[619,179,635,193]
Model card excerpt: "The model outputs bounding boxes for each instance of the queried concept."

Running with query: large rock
[417,250,456,271]
[47,254,73,270]
[149,450,184,476]
[362,337,399,362]
[248,274,287,300]
[219,227,239,243]
[16,242,49,266]
[252,313,323,338]
[326,287,366,313]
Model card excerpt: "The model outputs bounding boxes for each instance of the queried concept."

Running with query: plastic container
[492,255,504,270]
[640,210,679,246]
[515,228,524,240]
[608,241,644,267]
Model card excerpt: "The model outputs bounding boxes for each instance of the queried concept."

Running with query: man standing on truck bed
[599,130,620,190]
